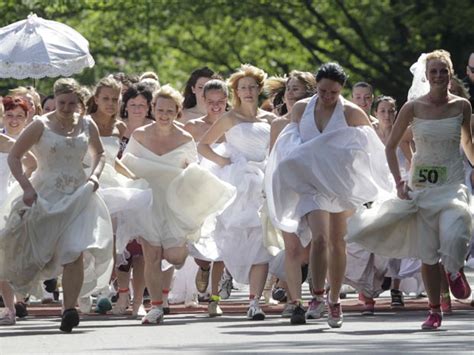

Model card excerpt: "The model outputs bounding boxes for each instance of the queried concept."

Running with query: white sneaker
[305,297,326,319]
[247,302,265,321]
[0,309,16,325]
[141,307,164,325]
[184,294,199,308]
[78,296,92,314]
[132,304,147,318]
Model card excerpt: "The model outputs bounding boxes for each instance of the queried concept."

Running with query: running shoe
[272,287,287,302]
[447,270,472,300]
[247,302,265,321]
[281,303,296,318]
[290,304,306,325]
[305,297,325,319]
[195,267,211,293]
[60,308,80,333]
[141,307,164,325]
[95,297,112,314]
[390,289,405,308]
[14,302,28,318]
[327,302,343,328]
[208,301,223,317]
[0,309,16,326]
[219,274,234,300]
[421,311,442,330]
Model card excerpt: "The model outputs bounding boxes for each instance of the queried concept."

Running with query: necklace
[428,92,449,106]
[55,114,76,134]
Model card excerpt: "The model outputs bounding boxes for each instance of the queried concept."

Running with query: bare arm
[399,127,413,167]
[197,114,234,167]
[345,103,372,127]
[269,117,290,151]
[385,101,414,198]
[87,118,106,190]
[461,100,474,164]
[7,120,44,205]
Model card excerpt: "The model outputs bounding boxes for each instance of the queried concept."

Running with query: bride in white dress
[0,79,114,332]
[198,64,276,320]
[347,50,474,330]
[0,96,36,326]
[120,85,235,325]
[269,63,392,328]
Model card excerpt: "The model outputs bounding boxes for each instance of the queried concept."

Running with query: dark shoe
[290,304,306,325]
[43,279,58,293]
[390,289,405,308]
[272,287,287,302]
[163,307,170,315]
[60,308,80,333]
[14,302,28,318]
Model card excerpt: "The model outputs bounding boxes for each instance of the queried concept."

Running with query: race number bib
[412,165,447,188]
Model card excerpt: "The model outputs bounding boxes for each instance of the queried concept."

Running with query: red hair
[3,95,28,115]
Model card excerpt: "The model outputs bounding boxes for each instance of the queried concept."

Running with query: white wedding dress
[214,121,273,284]
[347,114,472,274]
[0,116,114,297]
[269,95,393,236]
[118,136,235,249]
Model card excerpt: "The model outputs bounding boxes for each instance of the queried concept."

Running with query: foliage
[0,0,472,104]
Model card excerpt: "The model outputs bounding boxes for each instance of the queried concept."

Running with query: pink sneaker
[447,270,472,300]
[421,311,442,330]
[440,295,452,315]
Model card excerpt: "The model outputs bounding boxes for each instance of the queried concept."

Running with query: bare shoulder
[175,124,194,143]
[291,98,311,123]
[343,100,371,126]
[271,116,290,131]
[131,125,148,143]
[257,109,277,123]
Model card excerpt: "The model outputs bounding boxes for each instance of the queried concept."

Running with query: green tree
[0,0,472,104]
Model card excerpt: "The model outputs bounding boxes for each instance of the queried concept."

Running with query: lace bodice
[225,122,270,162]
[410,115,464,189]
[32,116,89,194]
[299,95,347,142]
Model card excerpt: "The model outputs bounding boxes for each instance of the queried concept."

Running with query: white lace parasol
[0,13,95,79]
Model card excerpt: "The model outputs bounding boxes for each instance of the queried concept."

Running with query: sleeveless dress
[347,114,472,274]
[269,95,393,235]
[118,136,235,249]
[213,121,273,284]
[0,116,114,297]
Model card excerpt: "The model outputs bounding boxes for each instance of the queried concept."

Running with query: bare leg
[62,254,84,310]
[249,264,268,299]
[327,210,352,304]
[0,281,15,313]
[211,261,224,296]
[283,231,305,302]
[421,262,441,309]
[131,256,146,314]
[307,210,330,296]
[140,238,163,304]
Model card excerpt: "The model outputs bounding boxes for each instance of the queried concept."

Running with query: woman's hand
[23,186,37,207]
[218,156,231,167]
[88,175,100,191]
[396,180,411,200]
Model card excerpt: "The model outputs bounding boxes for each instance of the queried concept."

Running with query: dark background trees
[0,0,472,104]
